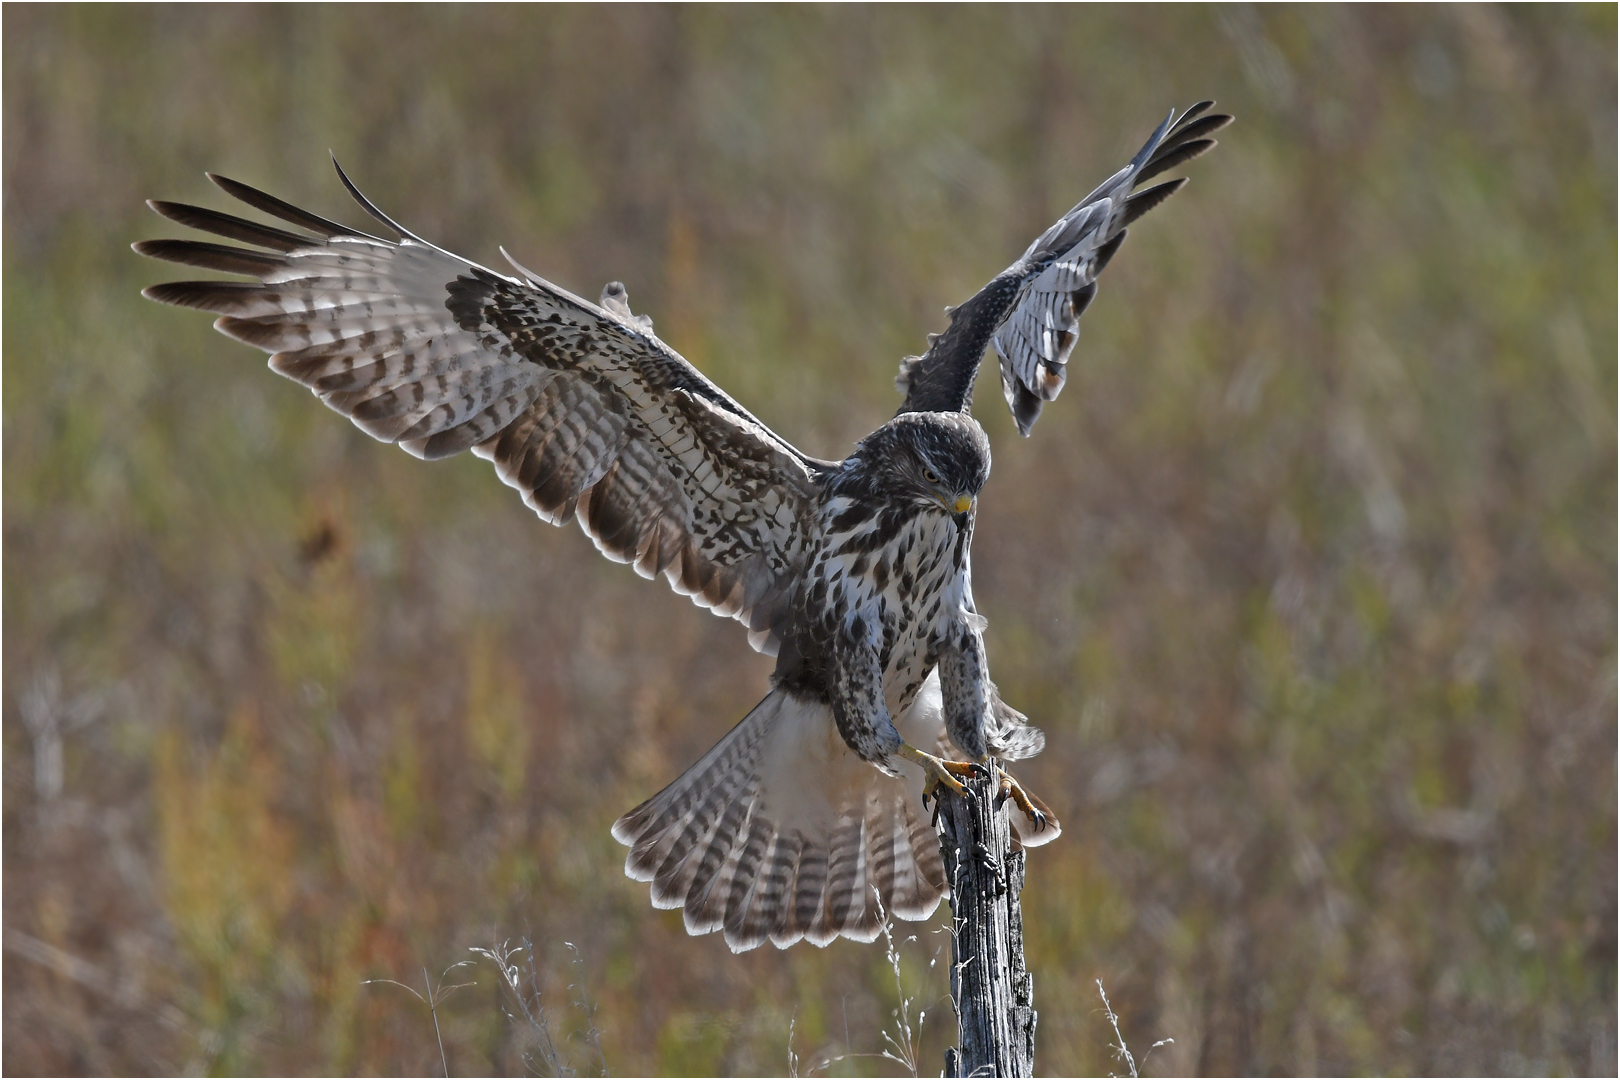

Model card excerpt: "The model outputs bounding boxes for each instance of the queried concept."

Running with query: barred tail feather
[613,684,950,952]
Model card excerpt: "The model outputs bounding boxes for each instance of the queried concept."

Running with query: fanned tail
[613,671,1062,947]
[613,686,949,951]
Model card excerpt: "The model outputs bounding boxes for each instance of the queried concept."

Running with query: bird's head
[853,411,991,519]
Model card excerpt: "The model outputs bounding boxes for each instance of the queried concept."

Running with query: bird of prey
[136,101,1228,952]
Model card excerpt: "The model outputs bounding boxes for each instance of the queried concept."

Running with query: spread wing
[135,163,827,654]
[895,101,1231,434]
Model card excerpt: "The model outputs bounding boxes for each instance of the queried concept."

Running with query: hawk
[136,102,1228,951]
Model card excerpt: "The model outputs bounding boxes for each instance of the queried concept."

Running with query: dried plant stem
[1096,979,1174,1079]
[426,967,452,1076]
[362,962,476,1078]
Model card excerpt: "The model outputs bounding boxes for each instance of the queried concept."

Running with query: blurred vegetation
[4,5,1614,1076]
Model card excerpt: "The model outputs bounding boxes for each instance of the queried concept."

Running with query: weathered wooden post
[935,768,1035,1077]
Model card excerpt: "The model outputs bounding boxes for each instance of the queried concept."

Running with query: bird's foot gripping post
[934,763,1036,1078]
[899,743,980,799]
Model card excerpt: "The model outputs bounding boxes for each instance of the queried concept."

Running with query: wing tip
[330,153,424,244]
[1006,378,1044,437]
[205,169,388,243]
[140,280,253,312]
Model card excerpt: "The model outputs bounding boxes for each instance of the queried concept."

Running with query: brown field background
[4,5,1615,1076]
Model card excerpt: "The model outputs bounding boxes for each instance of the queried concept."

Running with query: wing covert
[136,164,824,653]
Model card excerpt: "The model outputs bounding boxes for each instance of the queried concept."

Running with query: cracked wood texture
[937,771,1035,1078]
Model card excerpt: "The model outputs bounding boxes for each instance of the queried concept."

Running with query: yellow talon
[898,748,1051,834]
[900,746,1059,839]
[897,744,975,800]
[990,763,1051,832]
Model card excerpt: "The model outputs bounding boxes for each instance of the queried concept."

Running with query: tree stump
[936,768,1035,1078]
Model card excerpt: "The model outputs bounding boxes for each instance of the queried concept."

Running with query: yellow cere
[953,495,972,514]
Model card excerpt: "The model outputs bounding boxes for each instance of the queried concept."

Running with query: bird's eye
[923,469,941,484]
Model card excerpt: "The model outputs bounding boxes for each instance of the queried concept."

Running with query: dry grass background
[4,5,1614,1075]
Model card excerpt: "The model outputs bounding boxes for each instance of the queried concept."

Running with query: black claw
[970,760,993,779]
[994,780,1012,810]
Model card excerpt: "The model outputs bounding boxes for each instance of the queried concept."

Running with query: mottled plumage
[137,101,1225,951]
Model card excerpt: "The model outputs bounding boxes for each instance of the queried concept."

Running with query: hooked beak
[932,489,974,523]
[949,493,973,530]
